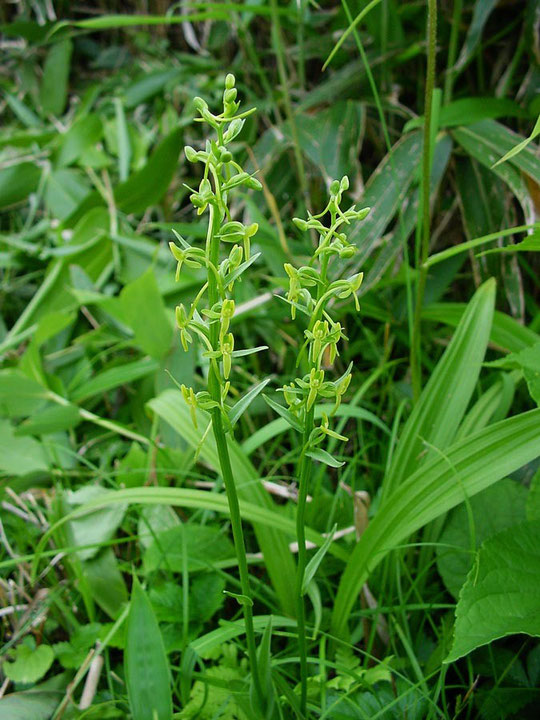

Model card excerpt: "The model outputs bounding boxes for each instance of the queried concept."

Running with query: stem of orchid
[206,202,264,711]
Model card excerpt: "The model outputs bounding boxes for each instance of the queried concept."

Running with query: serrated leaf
[446,521,540,663]
[437,480,528,598]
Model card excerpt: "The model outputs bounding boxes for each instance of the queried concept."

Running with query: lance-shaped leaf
[331,407,540,640]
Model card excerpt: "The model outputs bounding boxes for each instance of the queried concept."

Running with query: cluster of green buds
[280,177,369,459]
[170,74,266,427]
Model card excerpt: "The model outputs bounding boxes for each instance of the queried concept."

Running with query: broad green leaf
[124,68,182,109]
[115,127,183,214]
[34,486,349,583]
[65,485,127,561]
[120,269,173,359]
[331,407,540,639]
[4,92,41,127]
[7,209,112,337]
[290,101,365,186]
[446,521,540,663]
[39,39,73,116]
[487,341,540,406]
[453,123,534,220]
[56,115,103,167]
[0,162,41,209]
[348,132,422,263]
[15,403,81,436]
[189,615,296,660]
[455,373,515,441]
[0,674,65,719]
[454,120,540,184]
[0,370,48,417]
[149,575,225,625]
[306,447,344,468]
[114,98,131,180]
[70,357,160,403]
[3,644,54,684]
[125,576,172,720]
[143,524,235,574]
[84,548,128,619]
[385,279,495,496]
[45,168,91,220]
[0,420,49,475]
[422,303,540,353]
[436,480,528,598]
[405,97,528,132]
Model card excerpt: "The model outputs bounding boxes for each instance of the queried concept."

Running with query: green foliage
[125,577,172,720]
[447,521,540,662]
[1,1,540,718]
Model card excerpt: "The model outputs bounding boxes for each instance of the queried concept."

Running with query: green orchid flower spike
[278,177,370,716]
[169,74,268,716]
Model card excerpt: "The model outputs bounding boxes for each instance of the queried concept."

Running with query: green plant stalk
[206,203,264,708]
[294,409,314,717]
[294,253,329,717]
[411,0,438,401]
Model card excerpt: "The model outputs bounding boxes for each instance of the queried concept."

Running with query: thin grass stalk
[411,0,438,401]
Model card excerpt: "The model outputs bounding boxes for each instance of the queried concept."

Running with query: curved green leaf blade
[385,279,495,496]
[331,407,540,640]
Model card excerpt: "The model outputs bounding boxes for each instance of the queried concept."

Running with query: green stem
[206,204,264,710]
[294,252,330,717]
[411,0,437,401]
[295,412,314,718]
